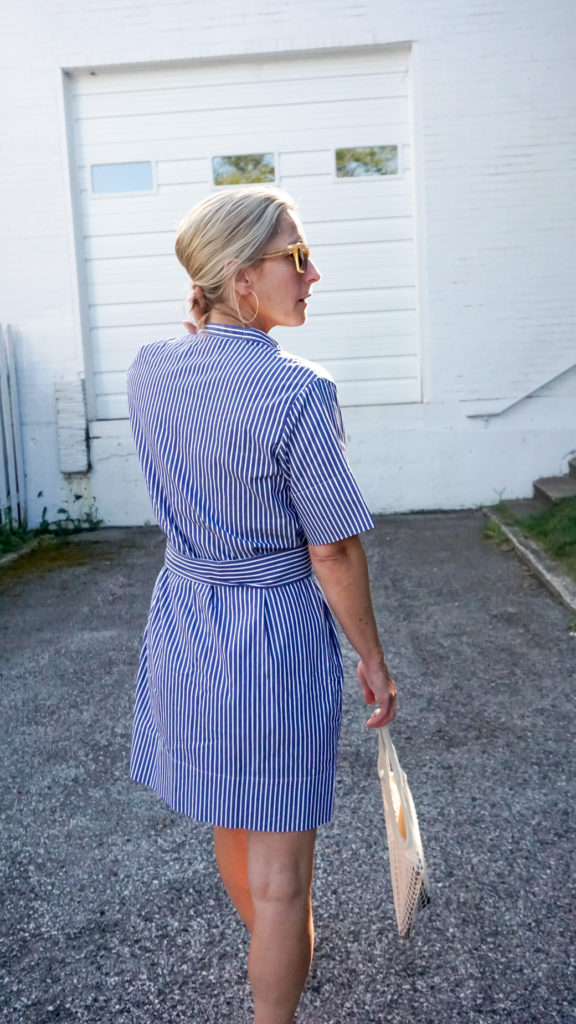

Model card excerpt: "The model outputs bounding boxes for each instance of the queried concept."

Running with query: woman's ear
[225,258,253,297]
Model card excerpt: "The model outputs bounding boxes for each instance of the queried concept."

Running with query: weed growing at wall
[0,501,102,558]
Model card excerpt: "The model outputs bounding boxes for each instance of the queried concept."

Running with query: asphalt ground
[0,511,574,1024]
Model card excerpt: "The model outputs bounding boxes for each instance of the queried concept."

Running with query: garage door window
[90,161,155,194]
[335,145,398,178]
[212,153,276,186]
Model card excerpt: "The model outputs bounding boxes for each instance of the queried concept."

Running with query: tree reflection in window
[336,146,398,178]
[212,153,275,185]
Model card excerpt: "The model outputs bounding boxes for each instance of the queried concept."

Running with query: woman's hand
[182,320,197,334]
[357,657,397,728]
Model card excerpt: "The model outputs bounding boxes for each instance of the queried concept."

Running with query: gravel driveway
[1,511,574,1024]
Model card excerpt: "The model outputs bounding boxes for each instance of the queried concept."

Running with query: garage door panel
[309,287,416,315]
[278,150,344,177]
[86,242,415,298]
[88,281,412,311]
[85,232,178,259]
[82,186,412,237]
[91,311,418,374]
[90,300,183,329]
[72,47,419,419]
[82,194,199,236]
[90,326,186,372]
[321,355,418,383]
[274,177,412,208]
[307,218,414,246]
[313,259,416,294]
[87,277,186,306]
[84,217,414,260]
[74,72,410,120]
[87,253,181,286]
[282,311,418,356]
[76,96,409,146]
[310,239,416,273]
[264,188,412,226]
[77,124,413,167]
[321,256,416,286]
[72,51,409,97]
[89,283,416,330]
[87,264,416,307]
[156,158,213,186]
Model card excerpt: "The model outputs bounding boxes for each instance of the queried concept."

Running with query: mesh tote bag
[377,725,431,939]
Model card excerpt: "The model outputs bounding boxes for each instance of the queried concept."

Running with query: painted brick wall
[0,0,575,523]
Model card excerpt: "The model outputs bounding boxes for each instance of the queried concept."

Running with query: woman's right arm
[308,534,397,728]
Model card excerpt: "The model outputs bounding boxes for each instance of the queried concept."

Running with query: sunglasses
[260,243,310,274]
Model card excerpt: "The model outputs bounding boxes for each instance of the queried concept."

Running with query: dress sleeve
[282,376,375,545]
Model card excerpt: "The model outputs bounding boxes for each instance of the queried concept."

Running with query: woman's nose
[306,259,321,284]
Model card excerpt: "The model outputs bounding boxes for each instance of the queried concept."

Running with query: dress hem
[130,744,336,831]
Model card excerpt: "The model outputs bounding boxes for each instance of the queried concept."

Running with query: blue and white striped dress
[128,323,374,831]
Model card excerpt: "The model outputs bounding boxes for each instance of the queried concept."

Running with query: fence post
[0,324,27,527]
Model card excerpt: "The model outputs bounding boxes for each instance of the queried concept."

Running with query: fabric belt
[164,543,312,588]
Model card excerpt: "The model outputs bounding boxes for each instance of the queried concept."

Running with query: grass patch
[483,518,510,546]
[495,497,576,582]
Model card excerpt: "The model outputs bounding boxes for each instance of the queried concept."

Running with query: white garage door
[70,47,419,420]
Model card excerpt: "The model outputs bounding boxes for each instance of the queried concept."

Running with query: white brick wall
[0,0,575,524]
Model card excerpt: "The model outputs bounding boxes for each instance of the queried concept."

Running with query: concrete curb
[483,508,576,615]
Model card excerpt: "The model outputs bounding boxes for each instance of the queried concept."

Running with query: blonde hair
[175,186,299,330]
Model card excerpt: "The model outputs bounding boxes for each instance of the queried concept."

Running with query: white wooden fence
[0,324,26,528]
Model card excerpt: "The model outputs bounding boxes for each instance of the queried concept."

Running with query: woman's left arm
[308,534,397,728]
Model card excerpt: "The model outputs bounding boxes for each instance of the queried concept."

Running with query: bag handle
[378,725,404,785]
[377,726,416,847]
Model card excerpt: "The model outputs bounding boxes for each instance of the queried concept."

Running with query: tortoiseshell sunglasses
[260,243,310,273]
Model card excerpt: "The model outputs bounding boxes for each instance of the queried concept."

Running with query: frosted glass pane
[91,162,154,194]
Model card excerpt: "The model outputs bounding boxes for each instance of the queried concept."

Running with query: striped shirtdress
[128,323,374,831]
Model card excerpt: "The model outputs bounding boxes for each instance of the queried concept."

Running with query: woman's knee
[250,870,310,909]
[246,830,316,909]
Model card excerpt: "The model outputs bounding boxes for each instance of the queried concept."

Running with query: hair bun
[191,284,210,313]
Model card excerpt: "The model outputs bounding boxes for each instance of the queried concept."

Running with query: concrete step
[533,474,576,504]
[502,497,546,519]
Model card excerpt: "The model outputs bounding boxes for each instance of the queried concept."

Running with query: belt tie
[164,543,312,588]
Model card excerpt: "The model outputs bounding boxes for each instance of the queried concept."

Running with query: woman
[128,185,396,1024]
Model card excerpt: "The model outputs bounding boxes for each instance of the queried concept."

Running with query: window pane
[212,153,275,186]
[91,162,154,194]
[335,146,398,178]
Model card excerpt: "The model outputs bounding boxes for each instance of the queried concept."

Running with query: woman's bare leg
[213,826,254,932]
[246,829,316,1024]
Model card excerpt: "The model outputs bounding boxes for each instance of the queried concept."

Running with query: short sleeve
[282,376,375,545]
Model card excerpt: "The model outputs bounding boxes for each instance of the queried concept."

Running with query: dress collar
[200,322,279,351]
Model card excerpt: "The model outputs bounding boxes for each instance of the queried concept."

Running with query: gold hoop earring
[234,289,260,326]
